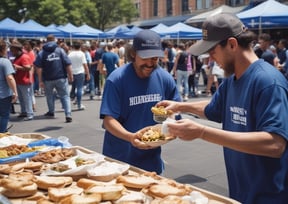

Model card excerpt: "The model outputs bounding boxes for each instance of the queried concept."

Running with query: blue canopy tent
[56,23,103,40]
[105,25,131,39]
[160,22,202,40]
[150,23,169,37]
[0,18,20,37]
[237,0,288,33]
[113,26,143,39]
[0,18,63,38]
[17,20,63,38]
[78,24,105,39]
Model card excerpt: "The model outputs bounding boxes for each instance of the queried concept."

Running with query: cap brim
[189,40,220,56]
[137,49,164,59]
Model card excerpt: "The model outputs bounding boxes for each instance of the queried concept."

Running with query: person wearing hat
[10,41,34,121]
[156,13,288,203]
[100,29,181,174]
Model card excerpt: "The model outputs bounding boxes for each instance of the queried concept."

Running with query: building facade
[132,0,288,28]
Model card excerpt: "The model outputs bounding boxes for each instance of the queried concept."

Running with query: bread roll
[34,176,73,190]
[1,181,37,198]
[48,185,83,202]
[116,174,159,189]
[59,193,101,204]
[146,184,188,198]
[85,184,125,201]
[0,172,37,198]
[76,178,104,189]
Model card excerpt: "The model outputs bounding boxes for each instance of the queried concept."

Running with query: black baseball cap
[190,13,246,56]
[133,29,164,59]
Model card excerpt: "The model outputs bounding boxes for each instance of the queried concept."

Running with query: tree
[93,0,137,30]
[0,0,138,30]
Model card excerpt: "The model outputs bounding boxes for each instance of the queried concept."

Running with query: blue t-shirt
[100,63,181,174]
[101,51,119,77]
[0,58,15,98]
[205,59,288,204]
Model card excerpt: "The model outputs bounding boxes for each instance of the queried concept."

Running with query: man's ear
[228,37,238,50]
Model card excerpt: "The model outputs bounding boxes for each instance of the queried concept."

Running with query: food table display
[0,133,240,204]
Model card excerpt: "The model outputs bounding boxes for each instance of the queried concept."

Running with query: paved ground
[9,91,229,197]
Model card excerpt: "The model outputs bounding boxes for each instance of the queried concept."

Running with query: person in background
[258,33,277,67]
[165,40,176,73]
[68,41,90,110]
[117,39,126,66]
[172,43,189,101]
[277,39,288,77]
[34,34,73,123]
[157,13,288,203]
[23,40,36,112]
[100,30,181,174]
[10,41,34,121]
[81,43,92,95]
[99,42,119,78]
[0,40,18,132]
[94,42,106,99]
[88,41,98,100]
[32,40,43,96]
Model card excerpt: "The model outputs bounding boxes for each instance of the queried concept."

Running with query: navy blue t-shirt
[205,59,288,204]
[100,63,181,174]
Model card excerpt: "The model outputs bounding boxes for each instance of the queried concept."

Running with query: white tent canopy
[185,5,246,24]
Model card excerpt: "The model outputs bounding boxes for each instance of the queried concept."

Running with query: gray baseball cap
[133,29,164,59]
[190,13,246,56]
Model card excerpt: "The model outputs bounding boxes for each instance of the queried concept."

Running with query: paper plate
[144,136,175,148]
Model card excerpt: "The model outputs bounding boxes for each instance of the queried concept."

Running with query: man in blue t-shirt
[157,13,288,204]
[99,43,119,77]
[100,30,181,174]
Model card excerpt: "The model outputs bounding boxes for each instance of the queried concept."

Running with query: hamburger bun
[0,171,37,198]
[0,164,11,174]
[114,191,150,204]
[116,174,159,189]
[11,161,43,172]
[59,193,102,204]
[145,183,190,198]
[48,185,83,202]
[151,195,191,204]
[34,176,73,190]
[77,178,106,190]
[0,178,37,198]
[85,184,125,201]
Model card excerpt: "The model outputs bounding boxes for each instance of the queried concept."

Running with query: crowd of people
[0,13,288,203]
[1,30,286,128]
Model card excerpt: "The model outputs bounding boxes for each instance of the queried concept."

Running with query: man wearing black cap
[157,13,288,203]
[100,30,181,174]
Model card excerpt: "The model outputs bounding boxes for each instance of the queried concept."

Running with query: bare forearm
[103,116,133,142]
[179,100,210,118]
[6,75,17,95]
[201,126,286,158]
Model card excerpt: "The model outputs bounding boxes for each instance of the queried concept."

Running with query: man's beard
[223,61,235,77]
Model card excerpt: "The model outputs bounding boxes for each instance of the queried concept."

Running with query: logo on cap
[202,29,208,40]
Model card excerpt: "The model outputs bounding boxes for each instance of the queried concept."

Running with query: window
[227,0,244,6]
[182,0,189,13]
[166,0,172,16]
[196,0,211,10]
[153,0,158,17]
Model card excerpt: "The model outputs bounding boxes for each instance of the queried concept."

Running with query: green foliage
[0,0,138,30]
